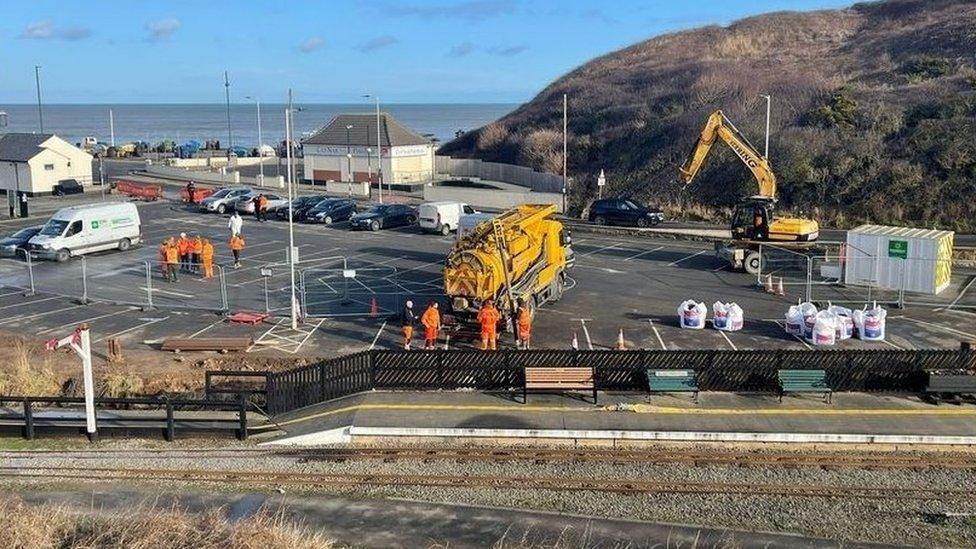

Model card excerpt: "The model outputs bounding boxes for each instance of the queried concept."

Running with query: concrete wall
[325,181,370,197]
[168,157,273,168]
[304,143,433,184]
[435,156,564,193]
[423,185,563,213]
[0,162,31,195]
[145,164,240,185]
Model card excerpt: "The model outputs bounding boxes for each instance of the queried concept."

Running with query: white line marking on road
[716,328,738,350]
[935,275,976,312]
[624,246,664,262]
[579,243,621,258]
[94,316,171,343]
[770,320,812,350]
[712,264,728,272]
[571,318,594,350]
[140,286,195,298]
[648,319,667,350]
[188,317,226,338]
[897,317,976,340]
[36,307,138,335]
[0,295,61,310]
[879,338,907,350]
[397,260,445,275]
[667,250,706,267]
[369,320,387,350]
[0,303,86,325]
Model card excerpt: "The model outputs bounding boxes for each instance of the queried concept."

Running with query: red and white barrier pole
[46,324,96,442]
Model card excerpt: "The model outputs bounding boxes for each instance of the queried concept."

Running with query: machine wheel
[217,204,227,214]
[406,215,417,225]
[56,249,70,263]
[117,238,131,251]
[594,216,607,226]
[440,224,451,236]
[637,217,650,228]
[370,220,381,232]
[744,250,763,275]
[323,215,333,225]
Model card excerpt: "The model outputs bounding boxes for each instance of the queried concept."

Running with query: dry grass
[0,337,62,396]
[102,372,145,398]
[0,496,334,549]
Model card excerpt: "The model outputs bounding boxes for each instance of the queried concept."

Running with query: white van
[456,212,496,241]
[30,202,141,262]
[418,201,477,235]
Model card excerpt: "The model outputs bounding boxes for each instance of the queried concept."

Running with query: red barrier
[181,188,214,204]
[115,180,162,201]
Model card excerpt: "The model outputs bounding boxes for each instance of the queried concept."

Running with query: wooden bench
[925,374,976,404]
[646,369,698,402]
[778,369,831,403]
[523,367,596,404]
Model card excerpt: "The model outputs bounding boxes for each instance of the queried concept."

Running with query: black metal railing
[264,347,975,415]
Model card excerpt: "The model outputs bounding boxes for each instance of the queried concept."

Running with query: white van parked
[456,212,496,241]
[418,201,477,235]
[30,202,141,262]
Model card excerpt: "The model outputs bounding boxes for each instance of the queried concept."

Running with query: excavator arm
[678,110,777,199]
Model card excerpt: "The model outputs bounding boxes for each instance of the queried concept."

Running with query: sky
[1,0,854,104]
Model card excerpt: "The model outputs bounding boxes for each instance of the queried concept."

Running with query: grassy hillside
[439,0,976,231]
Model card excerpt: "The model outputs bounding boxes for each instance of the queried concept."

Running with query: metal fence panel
[302,267,401,318]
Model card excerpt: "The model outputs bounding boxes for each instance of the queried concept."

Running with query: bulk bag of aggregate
[784,303,804,336]
[713,302,743,332]
[678,300,707,329]
[812,311,838,346]
[853,303,887,341]
[828,304,854,340]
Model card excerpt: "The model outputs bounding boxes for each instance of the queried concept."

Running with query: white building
[302,113,433,185]
[0,133,93,196]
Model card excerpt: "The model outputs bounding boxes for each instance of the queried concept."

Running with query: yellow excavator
[679,110,819,273]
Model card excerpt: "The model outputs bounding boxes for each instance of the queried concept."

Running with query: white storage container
[844,225,953,295]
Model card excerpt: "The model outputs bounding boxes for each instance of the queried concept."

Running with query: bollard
[218,266,229,314]
[80,256,89,304]
[23,399,34,440]
[144,261,154,310]
[22,249,35,296]
[164,398,175,442]
[263,275,270,313]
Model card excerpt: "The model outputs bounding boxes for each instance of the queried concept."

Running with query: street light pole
[562,93,568,213]
[285,89,298,330]
[345,124,353,183]
[364,94,383,203]
[34,66,44,133]
[224,71,233,158]
[761,94,771,159]
[245,96,264,183]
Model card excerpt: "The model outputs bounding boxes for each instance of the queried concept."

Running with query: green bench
[778,369,831,403]
[646,369,698,402]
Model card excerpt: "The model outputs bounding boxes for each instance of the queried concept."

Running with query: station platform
[259,390,976,446]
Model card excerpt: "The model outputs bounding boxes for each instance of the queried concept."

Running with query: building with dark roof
[0,133,93,196]
[302,113,433,186]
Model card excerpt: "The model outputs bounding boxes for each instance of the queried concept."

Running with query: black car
[588,198,664,227]
[304,198,357,225]
[277,194,329,221]
[53,179,84,196]
[0,225,43,258]
[349,204,418,231]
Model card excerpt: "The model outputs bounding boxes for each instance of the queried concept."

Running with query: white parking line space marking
[667,250,707,267]
[936,275,976,312]
[898,317,976,340]
[716,327,738,350]
[624,246,664,262]
[140,286,195,299]
[36,307,138,335]
[572,318,594,350]
[769,320,812,350]
[579,243,621,258]
[187,317,226,338]
[93,316,171,343]
[0,303,86,325]
[0,295,61,310]
[369,320,387,350]
[648,319,667,350]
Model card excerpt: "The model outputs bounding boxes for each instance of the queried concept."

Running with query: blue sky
[3,0,853,104]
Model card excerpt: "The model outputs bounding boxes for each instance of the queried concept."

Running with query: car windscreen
[210,189,230,199]
[39,219,69,236]
[368,205,390,214]
[622,199,642,210]
[311,200,339,211]
[12,227,40,239]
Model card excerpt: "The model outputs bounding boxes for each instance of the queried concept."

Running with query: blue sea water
[0,103,516,148]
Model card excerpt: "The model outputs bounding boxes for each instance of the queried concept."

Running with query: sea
[0,103,517,148]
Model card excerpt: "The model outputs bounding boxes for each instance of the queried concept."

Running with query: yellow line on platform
[265,402,976,429]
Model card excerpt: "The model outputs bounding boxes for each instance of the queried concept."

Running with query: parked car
[53,179,84,196]
[418,201,477,235]
[304,198,357,225]
[0,225,43,258]
[29,202,141,262]
[349,204,418,231]
[199,187,252,214]
[588,198,664,227]
[278,195,330,221]
[233,191,288,214]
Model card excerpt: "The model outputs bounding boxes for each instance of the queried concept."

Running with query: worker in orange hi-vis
[190,235,204,274]
[516,299,533,350]
[163,239,179,282]
[477,300,501,351]
[229,234,245,268]
[201,239,215,280]
[421,302,441,351]
[177,232,191,272]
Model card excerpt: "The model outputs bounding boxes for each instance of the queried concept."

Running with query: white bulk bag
[678,300,707,329]
[725,303,744,331]
[853,303,887,341]
[799,302,818,340]
[712,302,742,332]
[784,304,804,336]
[828,305,854,340]
[812,311,838,346]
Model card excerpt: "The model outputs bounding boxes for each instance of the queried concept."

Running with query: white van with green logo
[29,202,142,262]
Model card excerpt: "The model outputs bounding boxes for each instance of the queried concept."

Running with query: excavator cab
[731,198,772,241]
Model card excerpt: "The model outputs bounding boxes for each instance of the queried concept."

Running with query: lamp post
[345,124,353,183]
[366,147,372,184]
[245,96,264,183]
[760,94,771,159]
[562,93,568,213]
[34,66,44,133]
[224,71,233,159]
[363,94,383,203]
[284,90,299,330]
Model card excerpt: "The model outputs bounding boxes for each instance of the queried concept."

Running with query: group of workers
[400,299,533,351]
[157,233,215,282]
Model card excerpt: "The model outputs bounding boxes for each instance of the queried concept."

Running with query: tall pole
[34,66,44,133]
[224,71,233,157]
[562,93,568,213]
[285,90,298,330]
[246,96,264,182]
[109,109,115,146]
[345,124,353,182]
[375,97,383,204]
[761,94,771,159]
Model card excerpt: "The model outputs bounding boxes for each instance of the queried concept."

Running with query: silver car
[233,192,288,214]
[199,187,252,214]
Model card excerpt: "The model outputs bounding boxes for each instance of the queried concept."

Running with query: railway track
[5,447,976,469]
[2,465,972,501]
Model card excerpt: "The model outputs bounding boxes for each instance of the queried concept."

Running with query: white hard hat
[406,300,413,308]
[180,232,186,237]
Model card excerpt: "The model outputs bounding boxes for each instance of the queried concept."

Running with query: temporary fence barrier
[300,266,401,318]
[181,188,214,204]
[265,347,975,415]
[115,180,162,201]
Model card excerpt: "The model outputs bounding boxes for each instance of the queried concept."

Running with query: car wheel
[594,216,607,226]
[56,249,70,263]
[323,216,333,225]
[370,220,381,232]
[117,238,131,251]
[440,224,451,236]
[650,218,661,227]
[406,215,417,225]
[217,204,226,214]
[637,217,650,228]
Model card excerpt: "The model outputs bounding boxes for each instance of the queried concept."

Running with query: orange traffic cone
[571,331,579,350]
[370,297,379,317]
[776,277,785,296]
[616,328,626,350]
[764,274,775,294]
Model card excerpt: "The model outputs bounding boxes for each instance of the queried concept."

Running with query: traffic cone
[764,274,775,294]
[616,328,626,350]
[370,297,379,317]
[776,277,785,296]
[571,331,579,350]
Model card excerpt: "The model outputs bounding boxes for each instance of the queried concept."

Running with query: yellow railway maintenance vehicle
[443,204,573,330]
[680,110,820,273]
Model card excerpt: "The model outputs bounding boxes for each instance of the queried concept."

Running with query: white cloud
[358,35,398,53]
[299,37,324,53]
[448,42,475,57]
[145,18,181,42]
[18,21,92,40]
